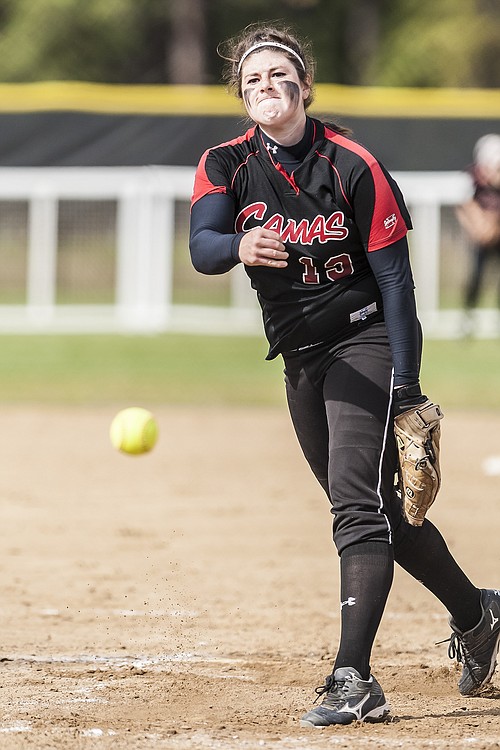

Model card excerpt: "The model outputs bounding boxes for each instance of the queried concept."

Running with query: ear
[301,74,312,100]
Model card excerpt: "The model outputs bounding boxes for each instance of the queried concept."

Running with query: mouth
[258,95,280,104]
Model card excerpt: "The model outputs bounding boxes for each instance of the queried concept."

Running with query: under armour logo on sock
[341,597,356,609]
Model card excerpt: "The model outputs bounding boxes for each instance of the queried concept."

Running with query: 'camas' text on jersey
[235,202,349,244]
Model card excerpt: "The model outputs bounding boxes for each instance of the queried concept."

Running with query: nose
[260,74,274,91]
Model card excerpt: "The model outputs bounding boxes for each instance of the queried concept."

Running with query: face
[240,49,310,131]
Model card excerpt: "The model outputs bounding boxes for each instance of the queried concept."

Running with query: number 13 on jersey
[299,254,354,284]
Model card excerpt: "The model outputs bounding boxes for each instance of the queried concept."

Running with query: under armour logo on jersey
[384,213,397,229]
[341,597,356,609]
[266,142,279,155]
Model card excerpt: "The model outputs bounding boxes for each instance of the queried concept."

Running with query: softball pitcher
[189,23,500,727]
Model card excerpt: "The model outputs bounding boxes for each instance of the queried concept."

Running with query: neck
[260,114,307,147]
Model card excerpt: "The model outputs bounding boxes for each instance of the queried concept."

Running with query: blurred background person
[456,134,500,336]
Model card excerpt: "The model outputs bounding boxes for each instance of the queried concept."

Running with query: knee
[332,510,393,556]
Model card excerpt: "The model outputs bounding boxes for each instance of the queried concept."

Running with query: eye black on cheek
[243,88,252,108]
[279,80,300,105]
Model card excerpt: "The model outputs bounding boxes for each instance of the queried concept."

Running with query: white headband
[237,42,306,75]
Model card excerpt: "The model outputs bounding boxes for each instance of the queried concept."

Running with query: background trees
[0,0,497,87]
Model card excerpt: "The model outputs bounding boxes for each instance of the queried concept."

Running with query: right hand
[238,227,288,268]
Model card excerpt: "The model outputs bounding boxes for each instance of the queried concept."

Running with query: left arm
[348,153,425,408]
[372,238,444,527]
[370,236,445,527]
[367,236,426,411]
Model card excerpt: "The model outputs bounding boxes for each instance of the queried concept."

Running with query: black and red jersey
[191,117,412,357]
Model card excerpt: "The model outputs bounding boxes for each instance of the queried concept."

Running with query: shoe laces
[438,633,471,668]
[447,633,466,663]
[313,673,347,705]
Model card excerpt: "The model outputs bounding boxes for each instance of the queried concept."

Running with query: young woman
[189,24,500,727]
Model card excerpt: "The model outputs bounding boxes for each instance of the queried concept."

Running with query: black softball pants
[283,322,401,554]
[283,322,483,636]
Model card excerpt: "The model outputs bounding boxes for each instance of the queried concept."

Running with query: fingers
[238,227,289,268]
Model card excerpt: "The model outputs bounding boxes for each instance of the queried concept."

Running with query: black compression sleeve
[366,236,422,387]
[189,193,243,275]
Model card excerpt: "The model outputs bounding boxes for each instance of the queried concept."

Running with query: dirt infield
[0,405,498,749]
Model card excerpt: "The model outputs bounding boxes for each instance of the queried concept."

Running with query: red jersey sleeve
[354,157,412,252]
[326,131,412,252]
[191,128,258,209]
[191,149,229,207]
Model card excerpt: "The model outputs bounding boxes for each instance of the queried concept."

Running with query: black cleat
[299,667,390,727]
[447,588,500,695]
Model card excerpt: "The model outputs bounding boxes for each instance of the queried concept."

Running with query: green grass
[0,333,498,409]
[421,338,500,410]
[0,333,285,406]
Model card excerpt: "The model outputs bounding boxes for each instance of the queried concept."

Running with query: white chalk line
[1,652,243,668]
[0,653,252,737]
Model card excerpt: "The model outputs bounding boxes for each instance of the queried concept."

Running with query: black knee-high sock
[334,541,394,680]
[394,518,482,632]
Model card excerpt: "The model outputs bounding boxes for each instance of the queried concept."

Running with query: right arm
[189,193,288,275]
[189,193,243,274]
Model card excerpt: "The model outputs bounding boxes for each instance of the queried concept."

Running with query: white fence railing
[0,166,489,337]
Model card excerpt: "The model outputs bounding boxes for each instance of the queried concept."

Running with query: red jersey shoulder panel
[323,126,410,252]
[191,127,257,207]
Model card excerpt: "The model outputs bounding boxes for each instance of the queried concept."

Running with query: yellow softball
[110,407,158,455]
